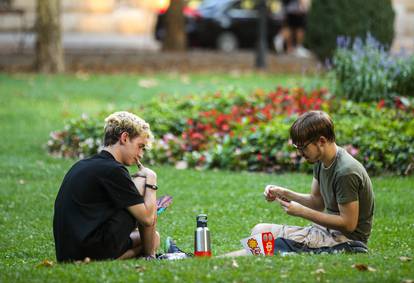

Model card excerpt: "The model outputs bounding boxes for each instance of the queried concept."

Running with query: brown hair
[290,111,335,146]
[103,111,153,147]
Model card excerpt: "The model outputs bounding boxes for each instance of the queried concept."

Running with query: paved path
[0,32,160,53]
[0,32,321,73]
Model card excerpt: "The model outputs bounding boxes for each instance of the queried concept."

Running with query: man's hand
[132,165,157,196]
[275,198,306,217]
[136,166,157,186]
[264,185,291,202]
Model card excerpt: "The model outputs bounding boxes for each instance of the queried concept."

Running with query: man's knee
[251,223,282,238]
[251,223,268,235]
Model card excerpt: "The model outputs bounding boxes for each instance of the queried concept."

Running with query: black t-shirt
[53,150,144,262]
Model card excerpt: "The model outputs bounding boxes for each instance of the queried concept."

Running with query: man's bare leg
[117,229,160,260]
[218,249,248,257]
[219,223,283,257]
[282,27,293,53]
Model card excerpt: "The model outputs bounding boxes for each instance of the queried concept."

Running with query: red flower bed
[181,87,331,151]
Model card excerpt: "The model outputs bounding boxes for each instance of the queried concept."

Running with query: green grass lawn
[0,73,413,283]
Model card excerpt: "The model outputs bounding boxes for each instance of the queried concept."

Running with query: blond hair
[103,111,153,148]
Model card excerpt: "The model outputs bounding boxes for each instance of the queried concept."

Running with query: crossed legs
[221,223,283,257]
[117,226,160,260]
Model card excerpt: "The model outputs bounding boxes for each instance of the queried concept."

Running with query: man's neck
[103,146,122,164]
[321,143,338,168]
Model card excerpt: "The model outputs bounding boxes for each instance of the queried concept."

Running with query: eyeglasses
[292,140,314,153]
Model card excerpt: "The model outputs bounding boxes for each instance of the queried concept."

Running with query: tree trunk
[255,0,268,69]
[162,0,186,51]
[35,0,64,73]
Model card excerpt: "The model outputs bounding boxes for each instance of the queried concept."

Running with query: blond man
[53,111,159,262]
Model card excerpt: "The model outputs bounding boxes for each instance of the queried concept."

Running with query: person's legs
[83,209,138,260]
[220,223,285,257]
[251,223,284,237]
[295,28,305,47]
[117,229,160,260]
[222,222,352,257]
[282,26,293,53]
[298,224,349,248]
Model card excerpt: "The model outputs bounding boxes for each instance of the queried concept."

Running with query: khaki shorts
[267,223,350,248]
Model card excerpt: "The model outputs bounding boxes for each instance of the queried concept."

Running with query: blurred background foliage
[305,0,395,60]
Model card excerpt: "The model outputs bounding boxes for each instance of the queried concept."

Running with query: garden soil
[0,49,321,74]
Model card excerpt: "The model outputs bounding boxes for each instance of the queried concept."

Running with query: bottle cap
[196,214,208,227]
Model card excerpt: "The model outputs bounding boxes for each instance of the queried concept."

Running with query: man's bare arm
[277,198,359,233]
[264,178,324,211]
[127,175,157,227]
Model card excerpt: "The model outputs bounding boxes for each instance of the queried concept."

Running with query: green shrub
[334,101,414,175]
[47,87,414,175]
[305,0,395,60]
[47,114,102,158]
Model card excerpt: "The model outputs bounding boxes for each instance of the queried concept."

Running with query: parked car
[155,0,284,52]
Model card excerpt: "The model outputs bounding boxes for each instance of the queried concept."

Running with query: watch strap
[145,183,158,190]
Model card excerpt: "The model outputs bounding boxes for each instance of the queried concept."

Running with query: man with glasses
[225,110,374,256]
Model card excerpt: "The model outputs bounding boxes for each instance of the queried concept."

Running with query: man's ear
[119,132,129,145]
[318,136,328,146]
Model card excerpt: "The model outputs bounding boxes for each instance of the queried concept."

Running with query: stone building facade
[393,0,414,52]
[0,0,413,52]
[0,0,163,34]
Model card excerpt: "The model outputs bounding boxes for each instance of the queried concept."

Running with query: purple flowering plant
[332,33,414,103]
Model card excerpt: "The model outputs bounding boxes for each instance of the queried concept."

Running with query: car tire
[216,32,238,52]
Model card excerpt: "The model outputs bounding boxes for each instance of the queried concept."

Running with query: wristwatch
[145,183,158,190]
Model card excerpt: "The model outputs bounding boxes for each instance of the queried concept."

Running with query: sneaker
[156,238,192,260]
[164,237,194,257]
[157,252,189,260]
[165,237,184,254]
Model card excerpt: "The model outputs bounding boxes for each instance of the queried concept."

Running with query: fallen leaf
[135,265,146,272]
[352,263,376,272]
[229,70,241,78]
[402,279,413,283]
[232,259,239,268]
[37,259,54,267]
[138,78,158,88]
[314,268,326,274]
[75,71,90,81]
[180,75,190,84]
[352,263,367,271]
[400,256,412,262]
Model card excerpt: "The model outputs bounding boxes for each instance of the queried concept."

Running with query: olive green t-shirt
[313,146,375,243]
